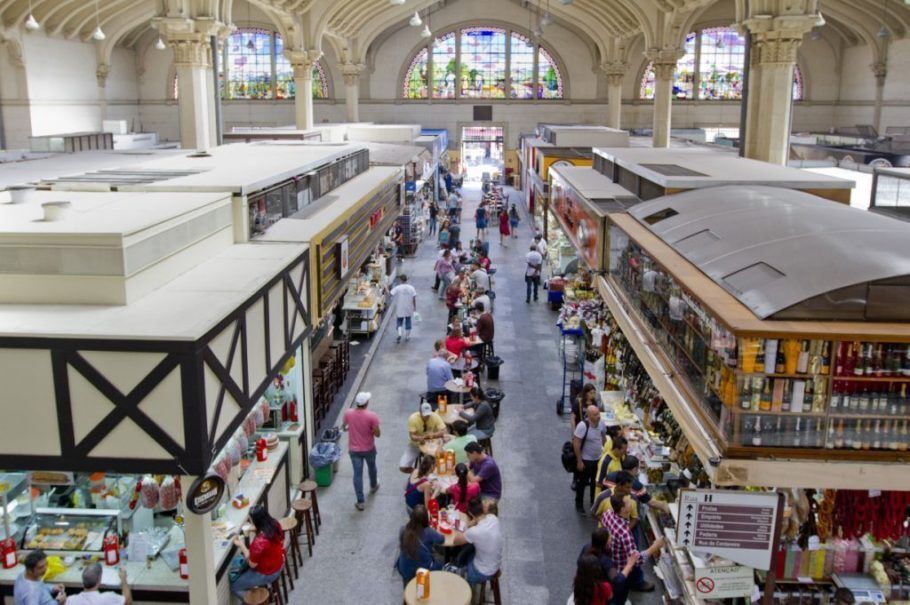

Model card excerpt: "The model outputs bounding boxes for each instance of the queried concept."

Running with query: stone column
[646,50,683,148]
[742,14,818,164]
[168,36,213,151]
[341,62,365,123]
[95,63,109,122]
[871,61,887,134]
[603,62,627,130]
[287,50,320,130]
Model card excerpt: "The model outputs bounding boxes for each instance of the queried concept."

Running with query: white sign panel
[679,489,780,571]
[337,236,350,279]
[694,565,754,600]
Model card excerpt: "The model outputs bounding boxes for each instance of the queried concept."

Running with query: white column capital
[340,62,366,86]
[95,63,110,88]
[871,61,887,85]
[743,13,820,65]
[287,49,322,78]
[644,49,684,80]
[600,61,628,87]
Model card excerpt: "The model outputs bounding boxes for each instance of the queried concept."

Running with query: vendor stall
[0,189,314,603]
[526,147,594,235]
[592,147,855,203]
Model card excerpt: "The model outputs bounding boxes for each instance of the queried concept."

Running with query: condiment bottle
[416,568,431,600]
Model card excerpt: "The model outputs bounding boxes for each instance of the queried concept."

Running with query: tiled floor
[289,183,663,604]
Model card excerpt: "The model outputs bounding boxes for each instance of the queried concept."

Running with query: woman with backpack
[396,504,444,585]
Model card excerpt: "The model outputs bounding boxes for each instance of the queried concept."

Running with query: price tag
[869,490,882,498]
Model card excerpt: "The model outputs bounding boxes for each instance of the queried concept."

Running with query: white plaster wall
[0,40,32,149]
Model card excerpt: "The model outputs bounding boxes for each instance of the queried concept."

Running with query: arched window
[194,26,330,101]
[639,26,803,101]
[402,25,565,100]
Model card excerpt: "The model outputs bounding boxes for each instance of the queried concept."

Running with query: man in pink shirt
[343,392,381,511]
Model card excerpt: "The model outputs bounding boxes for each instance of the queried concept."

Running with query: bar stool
[291,498,316,557]
[279,563,293,604]
[243,587,269,605]
[299,480,322,531]
[478,437,494,456]
[269,575,284,605]
[478,570,503,605]
[279,517,302,580]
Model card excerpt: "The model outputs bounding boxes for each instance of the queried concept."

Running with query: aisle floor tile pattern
[289,184,663,605]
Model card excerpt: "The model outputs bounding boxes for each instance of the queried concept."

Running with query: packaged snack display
[139,475,159,509]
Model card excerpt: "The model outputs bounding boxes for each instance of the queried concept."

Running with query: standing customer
[465,442,502,502]
[525,244,543,303]
[498,208,511,246]
[601,495,665,592]
[573,405,606,514]
[229,506,286,598]
[571,554,613,605]
[67,564,132,605]
[434,250,455,300]
[13,550,66,604]
[508,204,520,238]
[343,392,381,511]
[475,203,488,241]
[390,274,417,343]
[428,202,438,236]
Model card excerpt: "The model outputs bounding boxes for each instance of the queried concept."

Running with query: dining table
[403,571,472,605]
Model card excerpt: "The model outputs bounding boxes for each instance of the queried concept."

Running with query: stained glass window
[432,33,457,99]
[226,28,273,99]
[275,34,293,99]
[404,47,429,99]
[699,27,745,100]
[311,61,329,99]
[640,27,804,102]
[401,25,564,100]
[460,27,507,99]
[510,33,535,99]
[537,46,563,99]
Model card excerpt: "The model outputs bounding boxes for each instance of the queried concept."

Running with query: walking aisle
[290,184,612,605]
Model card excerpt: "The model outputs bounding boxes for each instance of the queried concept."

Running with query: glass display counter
[609,223,910,459]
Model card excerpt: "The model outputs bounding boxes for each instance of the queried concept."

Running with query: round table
[420,438,446,457]
[445,379,473,408]
[440,511,470,547]
[441,404,465,425]
[404,571,472,605]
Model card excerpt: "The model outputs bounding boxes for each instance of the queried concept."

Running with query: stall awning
[629,186,910,320]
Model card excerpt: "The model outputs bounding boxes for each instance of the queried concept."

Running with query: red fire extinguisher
[289,396,298,423]
[179,548,189,579]
[1,538,16,569]
[103,534,120,566]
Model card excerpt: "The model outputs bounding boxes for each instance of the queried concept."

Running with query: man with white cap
[399,402,446,473]
[343,392,381,511]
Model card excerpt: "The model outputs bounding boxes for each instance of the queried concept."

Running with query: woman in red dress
[498,209,510,247]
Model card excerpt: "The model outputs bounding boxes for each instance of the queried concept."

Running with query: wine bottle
[774,416,783,447]
[830,383,842,412]
[781,380,791,413]
[847,385,859,411]
[873,419,882,449]
[775,344,786,374]
[902,346,910,377]
[793,416,802,447]
[751,418,762,447]
[834,419,845,448]
[750,377,761,412]
[835,342,846,376]
[755,340,766,373]
[852,420,863,450]
[861,420,872,450]
[740,379,752,410]
[826,419,835,449]
[759,379,772,412]
[886,420,899,450]
[797,340,810,374]
[900,420,910,452]
[820,341,830,375]
[858,385,871,412]
[843,419,854,449]
[873,345,884,377]
[858,343,870,376]
[844,343,857,376]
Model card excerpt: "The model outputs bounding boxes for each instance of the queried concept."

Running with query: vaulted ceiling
[0,0,908,66]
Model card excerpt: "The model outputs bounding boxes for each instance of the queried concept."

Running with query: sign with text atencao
[678,489,780,570]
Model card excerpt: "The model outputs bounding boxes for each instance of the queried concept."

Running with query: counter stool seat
[292,498,316,557]
[280,516,302,580]
[243,587,269,605]
[299,479,322,531]
[478,569,502,605]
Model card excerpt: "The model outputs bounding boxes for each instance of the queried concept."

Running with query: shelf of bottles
[609,224,910,456]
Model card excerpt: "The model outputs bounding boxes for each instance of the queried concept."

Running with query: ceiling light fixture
[25,0,40,31]
[878,0,889,38]
[540,11,552,27]
[91,0,105,41]
[558,0,574,4]
[421,24,432,38]
[155,37,167,50]
[390,0,406,4]
[409,11,422,27]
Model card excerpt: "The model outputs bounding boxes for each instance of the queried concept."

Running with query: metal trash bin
[484,356,504,380]
[485,388,505,419]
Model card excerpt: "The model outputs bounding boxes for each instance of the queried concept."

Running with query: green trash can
[314,464,334,487]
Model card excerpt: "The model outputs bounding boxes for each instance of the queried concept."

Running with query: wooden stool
[478,570,502,605]
[479,437,493,456]
[279,517,302,580]
[243,587,269,605]
[279,564,293,603]
[299,479,322,531]
[291,498,316,557]
[270,576,284,605]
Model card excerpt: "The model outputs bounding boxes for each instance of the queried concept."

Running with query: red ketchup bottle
[179,548,189,579]
[289,396,298,423]
[1,538,16,569]
[103,534,120,566]
[256,438,268,462]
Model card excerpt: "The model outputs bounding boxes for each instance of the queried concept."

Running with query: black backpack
[560,421,589,473]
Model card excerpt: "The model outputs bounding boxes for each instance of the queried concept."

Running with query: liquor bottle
[858,385,871,412]
[835,342,846,376]
[830,383,842,412]
[887,384,898,416]
[885,345,899,376]
[793,417,802,447]
[847,385,859,411]
[834,419,845,448]
[781,379,791,413]
[751,377,761,412]
[740,380,752,410]
[844,343,857,376]
[803,379,814,413]
[843,419,854,449]
[886,420,898,450]
[900,420,910,452]
[820,341,831,375]
[861,420,872,450]
[873,345,884,377]
[871,387,884,413]
[797,340,810,374]
[772,379,785,411]
[873,419,882,449]
[854,343,867,376]
[852,420,863,450]
[755,340,766,374]
[759,380,772,412]
[901,384,908,413]
[775,344,786,374]
[751,418,762,447]
[826,419,836,449]
[863,344,874,376]
[902,345,910,377]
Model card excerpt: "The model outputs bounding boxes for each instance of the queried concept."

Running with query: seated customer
[459,386,496,440]
[474,303,494,345]
[68,563,133,605]
[13,550,66,605]
[444,420,478,465]
[445,463,481,513]
[449,497,502,585]
[465,442,502,502]
[399,402,447,473]
[578,528,636,605]
[426,340,454,409]
[405,455,438,512]
[445,323,471,358]
[396,504,444,585]
[229,506,286,598]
